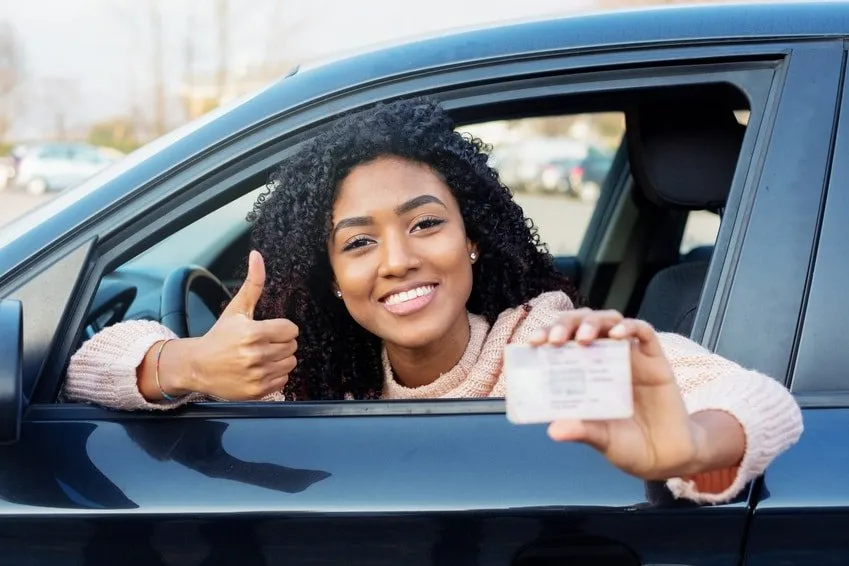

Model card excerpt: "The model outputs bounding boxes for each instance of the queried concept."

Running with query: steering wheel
[160,265,233,338]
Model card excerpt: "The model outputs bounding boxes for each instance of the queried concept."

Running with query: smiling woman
[61,97,802,504]
[329,158,479,384]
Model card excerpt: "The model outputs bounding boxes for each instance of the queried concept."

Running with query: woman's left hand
[529,308,701,481]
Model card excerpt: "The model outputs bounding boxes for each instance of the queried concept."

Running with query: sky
[1,0,606,137]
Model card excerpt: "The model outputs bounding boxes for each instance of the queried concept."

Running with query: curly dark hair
[246,97,577,401]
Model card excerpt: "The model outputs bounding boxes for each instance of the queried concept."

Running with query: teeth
[386,285,434,305]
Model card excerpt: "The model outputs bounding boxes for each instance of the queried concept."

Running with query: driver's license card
[504,339,633,424]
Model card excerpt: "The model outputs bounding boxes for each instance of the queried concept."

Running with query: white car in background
[7,142,119,195]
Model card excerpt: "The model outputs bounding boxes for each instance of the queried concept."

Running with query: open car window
[126,187,263,276]
[465,112,623,256]
[67,66,766,406]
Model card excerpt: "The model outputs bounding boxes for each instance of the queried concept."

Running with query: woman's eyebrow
[332,215,372,239]
[395,194,447,215]
[332,195,447,239]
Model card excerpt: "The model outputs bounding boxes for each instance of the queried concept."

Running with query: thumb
[547,419,610,453]
[223,250,266,318]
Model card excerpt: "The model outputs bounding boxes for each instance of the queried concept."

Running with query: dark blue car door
[2,403,747,566]
[0,37,842,566]
[741,51,849,566]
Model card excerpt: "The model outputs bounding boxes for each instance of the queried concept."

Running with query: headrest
[626,102,745,210]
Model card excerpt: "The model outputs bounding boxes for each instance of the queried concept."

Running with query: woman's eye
[342,237,372,252]
[412,217,445,232]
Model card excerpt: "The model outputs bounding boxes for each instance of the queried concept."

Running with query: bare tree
[148,0,167,137]
[262,0,308,80]
[0,21,23,143]
[110,0,168,139]
[181,6,197,121]
[38,77,81,140]
[215,0,229,103]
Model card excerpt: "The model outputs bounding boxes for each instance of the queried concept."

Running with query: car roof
[298,1,849,77]
[244,1,849,142]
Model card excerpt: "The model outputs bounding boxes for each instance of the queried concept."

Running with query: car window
[70,146,103,163]
[34,145,66,160]
[127,187,262,273]
[56,55,780,411]
[680,211,721,256]
[462,112,624,256]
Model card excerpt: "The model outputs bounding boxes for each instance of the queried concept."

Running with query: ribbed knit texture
[63,291,803,504]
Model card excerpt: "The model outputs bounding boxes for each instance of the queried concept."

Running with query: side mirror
[0,299,23,444]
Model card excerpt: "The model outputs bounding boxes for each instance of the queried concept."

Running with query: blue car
[0,2,847,564]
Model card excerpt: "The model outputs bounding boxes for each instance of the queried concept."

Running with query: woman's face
[328,155,477,350]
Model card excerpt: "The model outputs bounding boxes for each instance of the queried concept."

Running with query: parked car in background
[535,145,615,201]
[6,142,119,195]
[574,146,615,201]
[538,155,586,195]
[494,137,588,193]
[0,157,13,191]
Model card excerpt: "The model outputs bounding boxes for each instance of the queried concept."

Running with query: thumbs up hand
[182,251,299,401]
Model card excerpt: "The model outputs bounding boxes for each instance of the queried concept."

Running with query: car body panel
[702,40,844,381]
[790,51,849,396]
[741,58,849,565]
[0,406,748,565]
[742,408,849,566]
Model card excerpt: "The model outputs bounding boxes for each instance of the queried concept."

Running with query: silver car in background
[4,142,119,195]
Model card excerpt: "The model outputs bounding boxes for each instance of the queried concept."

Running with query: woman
[64,98,803,505]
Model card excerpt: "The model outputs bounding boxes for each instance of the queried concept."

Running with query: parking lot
[0,191,53,229]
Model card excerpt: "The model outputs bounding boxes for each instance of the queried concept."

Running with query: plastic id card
[504,339,633,424]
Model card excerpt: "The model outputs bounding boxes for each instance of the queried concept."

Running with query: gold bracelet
[155,339,178,401]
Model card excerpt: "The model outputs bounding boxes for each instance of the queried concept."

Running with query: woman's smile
[381,283,438,315]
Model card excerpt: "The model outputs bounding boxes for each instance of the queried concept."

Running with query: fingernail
[549,325,568,342]
[530,329,547,343]
[576,323,593,341]
[610,324,625,336]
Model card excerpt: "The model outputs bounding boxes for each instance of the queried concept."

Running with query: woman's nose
[377,232,420,278]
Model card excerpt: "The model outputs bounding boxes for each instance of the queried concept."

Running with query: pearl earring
[470,251,478,262]
[334,289,342,298]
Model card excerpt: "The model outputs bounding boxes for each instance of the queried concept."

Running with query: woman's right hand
[158,251,299,401]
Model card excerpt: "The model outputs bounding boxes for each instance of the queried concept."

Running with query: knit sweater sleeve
[657,332,803,504]
[61,320,206,411]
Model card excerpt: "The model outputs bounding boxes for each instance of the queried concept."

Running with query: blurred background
[0,0,760,248]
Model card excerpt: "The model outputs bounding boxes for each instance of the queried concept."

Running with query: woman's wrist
[137,337,203,401]
[157,337,203,397]
[686,410,746,476]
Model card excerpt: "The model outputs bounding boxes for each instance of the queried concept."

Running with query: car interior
[75,82,748,399]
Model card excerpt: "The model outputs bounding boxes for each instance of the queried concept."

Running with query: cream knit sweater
[63,291,803,505]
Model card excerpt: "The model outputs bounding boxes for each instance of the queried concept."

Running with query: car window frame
[701,40,844,386]
[787,46,849,405]
[25,44,799,411]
